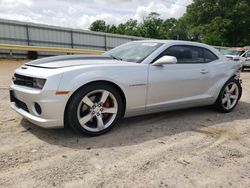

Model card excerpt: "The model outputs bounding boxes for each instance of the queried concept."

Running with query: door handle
[200,69,209,74]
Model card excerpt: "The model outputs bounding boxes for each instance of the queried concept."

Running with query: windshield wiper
[109,54,123,61]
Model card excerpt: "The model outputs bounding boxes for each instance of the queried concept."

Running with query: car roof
[133,39,222,57]
[134,39,214,49]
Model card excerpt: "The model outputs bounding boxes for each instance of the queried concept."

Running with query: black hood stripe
[26,55,112,66]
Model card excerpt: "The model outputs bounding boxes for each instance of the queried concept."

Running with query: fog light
[34,103,42,115]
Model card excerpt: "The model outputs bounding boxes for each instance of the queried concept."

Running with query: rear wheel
[214,79,241,113]
[66,83,123,136]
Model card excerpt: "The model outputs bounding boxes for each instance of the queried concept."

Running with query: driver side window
[161,45,204,64]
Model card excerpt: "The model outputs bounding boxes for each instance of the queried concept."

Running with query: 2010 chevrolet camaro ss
[10,40,242,136]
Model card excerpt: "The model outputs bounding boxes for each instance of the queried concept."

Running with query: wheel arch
[64,80,127,127]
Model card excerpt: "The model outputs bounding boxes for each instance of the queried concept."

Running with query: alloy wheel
[222,82,239,110]
[77,89,118,132]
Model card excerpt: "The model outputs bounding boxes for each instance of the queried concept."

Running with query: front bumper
[243,61,250,68]
[10,84,68,128]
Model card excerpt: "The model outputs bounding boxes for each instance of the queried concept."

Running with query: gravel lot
[0,59,250,188]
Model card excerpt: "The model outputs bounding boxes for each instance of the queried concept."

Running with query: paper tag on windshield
[141,43,158,46]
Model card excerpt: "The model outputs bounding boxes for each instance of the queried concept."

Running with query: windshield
[104,42,163,63]
[224,50,245,56]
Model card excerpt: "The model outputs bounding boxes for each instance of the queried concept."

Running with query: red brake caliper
[103,98,110,118]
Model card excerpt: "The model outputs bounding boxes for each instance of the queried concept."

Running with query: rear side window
[163,45,205,64]
[203,48,218,62]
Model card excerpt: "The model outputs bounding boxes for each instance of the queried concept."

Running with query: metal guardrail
[0,44,104,55]
[0,18,145,55]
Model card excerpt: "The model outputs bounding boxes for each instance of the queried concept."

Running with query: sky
[0,0,192,29]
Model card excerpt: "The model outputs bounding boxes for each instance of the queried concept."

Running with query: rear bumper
[9,84,68,129]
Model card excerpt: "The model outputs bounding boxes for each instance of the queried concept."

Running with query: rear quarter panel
[207,59,242,101]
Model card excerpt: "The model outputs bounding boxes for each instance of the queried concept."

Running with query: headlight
[33,78,46,89]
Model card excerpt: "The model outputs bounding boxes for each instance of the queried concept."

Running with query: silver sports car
[10,40,242,136]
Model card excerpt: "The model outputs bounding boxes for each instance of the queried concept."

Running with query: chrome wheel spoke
[230,95,238,99]
[229,84,236,93]
[102,107,117,114]
[222,97,227,104]
[82,96,94,107]
[96,115,104,130]
[99,90,110,104]
[225,86,230,93]
[79,113,93,126]
[226,99,231,109]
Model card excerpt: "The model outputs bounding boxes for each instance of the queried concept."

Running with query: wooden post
[70,30,74,49]
[9,49,13,58]
[26,25,30,46]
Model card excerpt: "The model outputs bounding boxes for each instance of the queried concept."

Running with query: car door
[146,45,217,111]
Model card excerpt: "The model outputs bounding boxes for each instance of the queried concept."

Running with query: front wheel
[214,79,242,113]
[65,83,123,136]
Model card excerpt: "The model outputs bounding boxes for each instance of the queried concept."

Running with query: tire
[65,83,123,136]
[214,78,242,113]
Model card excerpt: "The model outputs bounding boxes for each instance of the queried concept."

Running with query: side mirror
[246,52,250,58]
[152,55,177,66]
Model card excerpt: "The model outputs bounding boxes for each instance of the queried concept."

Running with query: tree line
[89,0,250,47]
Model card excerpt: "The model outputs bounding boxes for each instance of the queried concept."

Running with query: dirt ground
[0,59,249,188]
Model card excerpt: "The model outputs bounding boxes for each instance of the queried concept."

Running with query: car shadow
[20,101,250,149]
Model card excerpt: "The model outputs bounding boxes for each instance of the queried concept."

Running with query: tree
[139,12,163,38]
[171,17,189,40]
[88,12,190,40]
[115,23,126,35]
[160,18,178,39]
[184,0,250,46]
[89,1,250,46]
[123,19,139,36]
[107,24,117,33]
[89,20,107,32]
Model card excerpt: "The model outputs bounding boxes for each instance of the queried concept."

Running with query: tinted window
[203,48,218,62]
[163,45,204,64]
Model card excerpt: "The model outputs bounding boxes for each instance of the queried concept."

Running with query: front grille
[14,97,29,112]
[13,74,46,89]
[13,74,33,87]
[13,74,34,88]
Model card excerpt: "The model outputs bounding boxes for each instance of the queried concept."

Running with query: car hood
[25,55,125,68]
